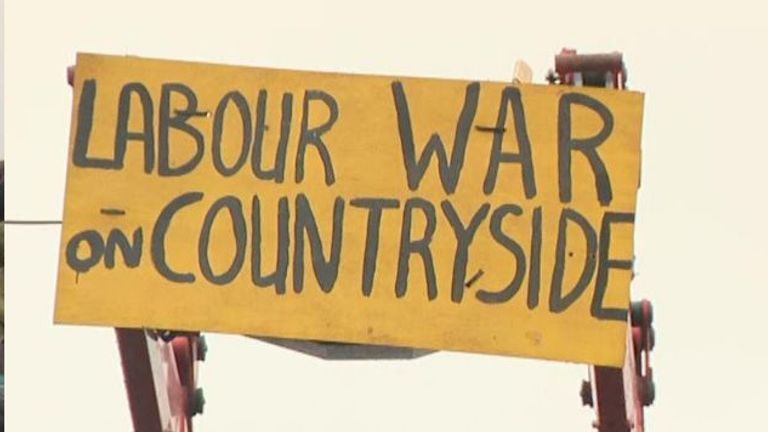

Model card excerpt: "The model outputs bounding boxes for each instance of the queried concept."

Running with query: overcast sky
[4,1,768,430]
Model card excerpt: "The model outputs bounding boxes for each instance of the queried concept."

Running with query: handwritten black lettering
[104,228,143,269]
[158,83,204,176]
[252,90,293,182]
[293,194,344,293]
[66,230,104,273]
[114,82,155,173]
[549,208,598,313]
[251,196,290,294]
[350,198,400,297]
[295,91,338,185]
[198,196,247,285]
[483,87,537,198]
[212,91,252,176]
[151,192,203,283]
[558,93,614,206]
[391,81,479,194]
[476,204,526,304]
[442,201,490,303]
[395,198,438,300]
[592,212,634,321]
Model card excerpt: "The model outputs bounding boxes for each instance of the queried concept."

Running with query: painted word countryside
[55,54,644,366]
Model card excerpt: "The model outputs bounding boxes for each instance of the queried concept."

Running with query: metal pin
[465,269,485,288]
[100,208,126,216]
[475,125,506,133]
[174,109,210,118]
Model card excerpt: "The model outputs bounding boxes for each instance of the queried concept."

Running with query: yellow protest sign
[55,53,643,367]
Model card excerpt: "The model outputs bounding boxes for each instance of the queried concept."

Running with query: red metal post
[587,300,654,431]
[115,329,202,432]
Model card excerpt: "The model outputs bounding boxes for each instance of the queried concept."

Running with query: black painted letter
[295,91,338,185]
[252,90,293,182]
[391,81,479,194]
[558,93,614,206]
[73,80,119,169]
[293,195,344,293]
[527,207,543,309]
[151,192,203,283]
[114,83,155,173]
[251,196,290,294]
[158,83,205,176]
[350,198,400,297]
[477,204,526,304]
[592,212,634,321]
[483,87,537,198]
[212,91,252,176]
[104,228,143,269]
[66,230,105,273]
[549,208,598,313]
[395,198,438,300]
[442,201,490,303]
[198,196,248,285]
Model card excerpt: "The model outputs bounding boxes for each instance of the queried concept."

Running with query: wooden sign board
[55,53,643,367]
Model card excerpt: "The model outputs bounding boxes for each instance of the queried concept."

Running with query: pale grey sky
[4,1,768,430]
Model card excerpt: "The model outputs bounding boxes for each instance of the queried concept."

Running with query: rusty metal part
[552,49,627,89]
[555,52,623,74]
[116,328,202,432]
[580,380,594,407]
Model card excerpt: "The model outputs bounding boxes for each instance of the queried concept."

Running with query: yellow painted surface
[55,53,643,366]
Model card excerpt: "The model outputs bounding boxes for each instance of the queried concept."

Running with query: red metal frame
[115,329,201,432]
[585,300,654,431]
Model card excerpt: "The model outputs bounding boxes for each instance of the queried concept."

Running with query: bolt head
[189,388,205,416]
[580,380,593,407]
[197,335,208,362]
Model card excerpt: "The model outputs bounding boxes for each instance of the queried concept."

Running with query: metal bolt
[545,69,559,85]
[643,300,654,325]
[630,300,654,327]
[189,388,205,416]
[197,335,208,362]
[642,378,655,406]
[630,301,643,326]
[580,380,593,407]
